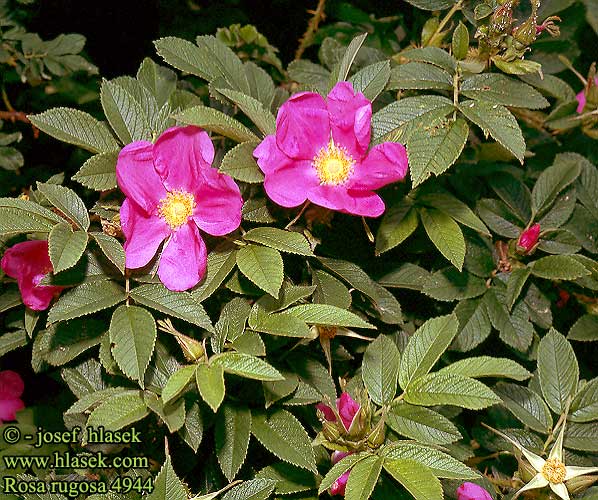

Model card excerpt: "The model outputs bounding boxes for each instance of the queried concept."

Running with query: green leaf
[400,47,457,73]
[458,99,525,162]
[452,22,469,60]
[192,249,237,302]
[345,455,383,500]
[383,458,443,500]
[92,232,125,274]
[570,377,598,423]
[154,36,213,79]
[73,151,119,191]
[176,105,259,142]
[249,311,312,338]
[212,352,283,381]
[530,255,590,280]
[564,422,598,452]
[48,223,88,273]
[221,479,277,500]
[144,391,186,433]
[0,330,28,357]
[196,364,225,412]
[243,228,313,256]
[484,288,534,352]
[505,268,532,310]
[476,198,522,238]
[312,269,352,309]
[162,365,196,405]
[440,356,531,381]
[28,107,120,154]
[319,453,372,494]
[375,202,418,255]
[461,74,549,109]
[251,410,317,473]
[405,372,501,409]
[0,197,62,235]
[371,95,454,143]
[219,141,264,183]
[130,283,213,331]
[37,182,90,230]
[256,462,318,495]
[349,60,391,101]
[147,449,187,500]
[288,60,330,88]
[284,304,374,329]
[180,401,203,452]
[388,62,452,91]
[101,79,151,143]
[236,244,283,298]
[538,328,579,414]
[216,404,251,481]
[195,35,250,93]
[109,305,157,386]
[387,403,462,446]
[286,354,336,402]
[362,335,400,405]
[379,264,431,291]
[383,441,478,479]
[494,382,553,433]
[407,118,469,187]
[422,268,486,302]
[218,88,276,136]
[86,391,149,433]
[488,173,532,223]
[399,314,458,390]
[137,57,177,107]
[568,314,598,342]
[418,192,490,235]
[403,0,454,9]
[532,153,582,215]
[420,208,465,270]
[332,32,367,83]
[213,298,251,350]
[47,280,126,324]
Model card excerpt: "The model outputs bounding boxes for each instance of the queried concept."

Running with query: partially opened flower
[576,77,598,113]
[456,482,493,500]
[116,126,243,291]
[486,418,598,500]
[254,82,408,217]
[517,223,540,253]
[0,370,25,423]
[316,392,361,433]
[329,451,352,496]
[1,240,64,311]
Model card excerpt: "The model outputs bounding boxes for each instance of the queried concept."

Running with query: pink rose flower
[576,77,598,113]
[456,482,493,500]
[316,392,361,432]
[0,370,25,423]
[517,223,540,253]
[116,126,243,291]
[254,81,408,217]
[1,240,64,311]
[329,451,352,496]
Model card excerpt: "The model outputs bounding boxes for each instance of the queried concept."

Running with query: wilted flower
[456,482,493,500]
[577,77,598,113]
[317,392,361,432]
[116,126,243,291]
[536,16,561,36]
[254,81,408,217]
[1,240,64,311]
[0,370,25,423]
[329,451,352,496]
[517,223,540,253]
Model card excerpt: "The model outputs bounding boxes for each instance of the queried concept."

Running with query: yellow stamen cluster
[542,458,567,484]
[158,190,195,229]
[312,140,354,185]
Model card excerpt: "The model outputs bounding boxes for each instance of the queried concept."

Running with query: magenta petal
[308,185,385,217]
[0,370,24,399]
[120,199,170,269]
[153,126,215,192]
[0,398,24,423]
[327,82,372,159]
[332,451,352,465]
[276,91,330,160]
[329,471,350,496]
[192,167,242,236]
[254,135,294,175]
[576,89,586,113]
[337,392,360,432]
[316,403,337,422]
[351,142,409,190]
[116,141,166,214]
[264,160,319,208]
[158,222,207,291]
[456,482,493,500]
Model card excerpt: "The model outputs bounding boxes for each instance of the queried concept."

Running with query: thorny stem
[453,66,460,119]
[424,0,464,48]
[295,0,327,61]
[285,200,311,229]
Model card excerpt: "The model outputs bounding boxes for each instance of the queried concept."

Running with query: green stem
[424,0,464,48]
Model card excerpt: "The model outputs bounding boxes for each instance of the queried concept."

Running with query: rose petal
[264,159,319,208]
[351,142,409,190]
[337,392,360,432]
[456,482,493,500]
[276,91,330,160]
[254,135,294,175]
[153,126,215,193]
[332,451,352,465]
[0,370,24,399]
[308,185,385,217]
[158,222,207,291]
[329,470,350,496]
[192,167,243,236]
[0,398,24,423]
[316,403,337,422]
[576,89,586,114]
[116,141,166,214]
[120,199,170,269]
[327,81,372,160]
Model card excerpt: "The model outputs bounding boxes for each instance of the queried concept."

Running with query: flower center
[312,140,354,185]
[158,190,195,229]
[542,458,567,484]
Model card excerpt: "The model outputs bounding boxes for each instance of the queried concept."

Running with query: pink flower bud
[0,370,25,423]
[577,77,598,113]
[517,224,540,253]
[456,482,493,500]
[337,392,360,432]
[329,470,350,496]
